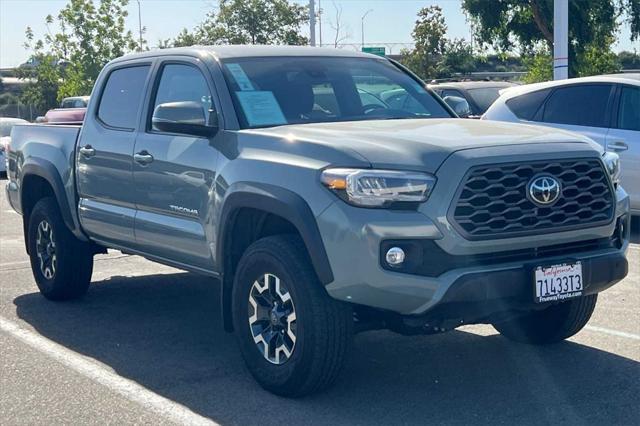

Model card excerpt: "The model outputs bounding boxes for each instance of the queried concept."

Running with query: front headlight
[603,152,621,185]
[321,168,436,208]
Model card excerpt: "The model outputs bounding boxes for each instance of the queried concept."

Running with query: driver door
[132,59,222,270]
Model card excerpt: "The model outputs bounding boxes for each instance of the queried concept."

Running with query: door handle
[608,141,628,152]
[134,150,154,165]
[79,145,96,157]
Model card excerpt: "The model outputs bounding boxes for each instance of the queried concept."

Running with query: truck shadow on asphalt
[13,272,640,425]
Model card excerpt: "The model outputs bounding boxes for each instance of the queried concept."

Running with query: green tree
[522,51,553,83]
[401,6,475,80]
[171,0,308,47]
[401,6,448,79]
[439,38,476,77]
[21,0,140,109]
[170,29,201,48]
[576,37,621,76]
[16,53,61,113]
[618,50,640,69]
[462,0,639,77]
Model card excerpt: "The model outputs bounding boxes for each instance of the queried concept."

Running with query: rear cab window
[97,65,150,129]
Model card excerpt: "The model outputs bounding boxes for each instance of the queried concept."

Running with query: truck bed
[6,124,81,219]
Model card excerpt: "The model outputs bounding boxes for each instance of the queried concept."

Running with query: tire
[232,235,353,397]
[27,197,93,301]
[492,295,597,344]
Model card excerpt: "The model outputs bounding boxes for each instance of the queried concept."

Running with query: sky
[0,0,638,69]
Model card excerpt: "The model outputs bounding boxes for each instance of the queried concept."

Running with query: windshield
[221,56,451,128]
[466,87,504,113]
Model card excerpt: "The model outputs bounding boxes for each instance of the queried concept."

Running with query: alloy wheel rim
[36,220,56,280]
[248,273,297,365]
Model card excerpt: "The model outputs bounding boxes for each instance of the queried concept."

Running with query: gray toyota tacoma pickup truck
[5,46,631,397]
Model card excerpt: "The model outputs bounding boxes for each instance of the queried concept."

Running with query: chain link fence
[0,75,44,122]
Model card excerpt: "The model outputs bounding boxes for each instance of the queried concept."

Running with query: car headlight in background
[603,152,621,185]
[321,168,436,208]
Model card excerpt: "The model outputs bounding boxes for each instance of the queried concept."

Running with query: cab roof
[113,45,381,63]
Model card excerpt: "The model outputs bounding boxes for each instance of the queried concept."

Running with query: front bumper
[317,183,631,316]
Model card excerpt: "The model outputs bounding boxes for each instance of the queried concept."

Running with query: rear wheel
[232,235,353,397]
[27,197,93,300]
[492,295,597,344]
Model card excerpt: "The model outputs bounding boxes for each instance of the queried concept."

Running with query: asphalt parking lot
[1,175,638,425]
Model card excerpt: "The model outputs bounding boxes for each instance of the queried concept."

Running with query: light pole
[361,9,373,49]
[553,0,568,79]
[137,0,143,51]
[318,0,322,47]
[309,0,316,46]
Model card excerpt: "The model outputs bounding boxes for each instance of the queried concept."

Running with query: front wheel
[492,295,597,344]
[27,197,94,301]
[232,235,353,397]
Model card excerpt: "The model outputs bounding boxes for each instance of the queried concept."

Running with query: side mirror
[443,96,472,118]
[152,101,218,137]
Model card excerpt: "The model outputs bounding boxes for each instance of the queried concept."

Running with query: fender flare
[217,182,334,285]
[21,159,78,235]
[217,183,334,332]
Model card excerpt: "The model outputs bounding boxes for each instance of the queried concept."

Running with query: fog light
[385,247,405,266]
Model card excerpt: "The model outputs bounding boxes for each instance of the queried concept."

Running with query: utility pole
[137,0,143,51]
[361,9,373,49]
[553,0,568,79]
[318,0,322,47]
[309,0,316,46]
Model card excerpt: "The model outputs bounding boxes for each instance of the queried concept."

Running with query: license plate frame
[533,261,584,304]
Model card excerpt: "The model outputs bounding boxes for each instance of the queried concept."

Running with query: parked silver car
[0,117,28,173]
[483,74,640,216]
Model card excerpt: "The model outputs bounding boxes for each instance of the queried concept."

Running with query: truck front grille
[451,159,614,239]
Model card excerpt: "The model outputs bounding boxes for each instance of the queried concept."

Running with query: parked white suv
[483,74,639,216]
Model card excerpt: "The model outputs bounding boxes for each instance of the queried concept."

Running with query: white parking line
[585,325,640,341]
[0,260,29,267]
[0,316,219,426]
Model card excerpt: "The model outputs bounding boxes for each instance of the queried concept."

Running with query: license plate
[534,262,583,303]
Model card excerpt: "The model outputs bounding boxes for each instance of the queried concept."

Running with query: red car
[43,107,86,124]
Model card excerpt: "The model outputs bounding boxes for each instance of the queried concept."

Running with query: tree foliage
[20,0,140,110]
[401,6,475,80]
[522,51,553,83]
[170,0,308,47]
[462,0,640,76]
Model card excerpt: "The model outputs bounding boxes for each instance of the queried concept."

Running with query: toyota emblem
[528,175,561,206]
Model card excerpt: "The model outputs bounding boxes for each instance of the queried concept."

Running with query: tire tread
[232,235,352,397]
[28,197,93,301]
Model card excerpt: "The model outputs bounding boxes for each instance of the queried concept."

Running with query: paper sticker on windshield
[236,91,287,126]
[226,63,255,91]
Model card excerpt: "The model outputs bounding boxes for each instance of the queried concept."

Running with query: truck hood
[247,118,597,172]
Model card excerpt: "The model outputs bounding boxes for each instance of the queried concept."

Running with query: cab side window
[151,64,213,131]
[97,65,150,129]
